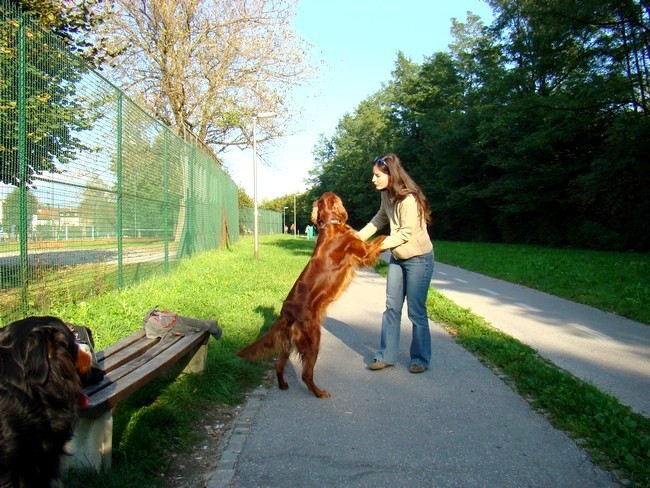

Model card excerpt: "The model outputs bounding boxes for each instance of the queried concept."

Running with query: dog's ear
[23,328,52,385]
[311,199,319,225]
[315,194,330,225]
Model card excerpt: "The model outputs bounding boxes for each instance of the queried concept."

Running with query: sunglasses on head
[374,156,388,166]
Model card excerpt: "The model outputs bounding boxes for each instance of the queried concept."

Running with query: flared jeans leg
[375,251,434,366]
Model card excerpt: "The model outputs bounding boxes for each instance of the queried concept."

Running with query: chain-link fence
[238,207,284,236]
[0,1,241,324]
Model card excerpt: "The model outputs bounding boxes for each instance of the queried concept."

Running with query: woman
[357,153,434,373]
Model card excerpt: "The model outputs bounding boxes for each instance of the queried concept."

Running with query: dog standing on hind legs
[238,192,386,398]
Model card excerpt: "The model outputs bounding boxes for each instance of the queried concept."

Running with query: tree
[308,92,393,229]
[480,0,650,247]
[97,0,314,154]
[307,1,649,250]
[237,187,253,208]
[1,186,38,234]
[9,0,108,65]
[78,173,117,237]
[0,0,105,187]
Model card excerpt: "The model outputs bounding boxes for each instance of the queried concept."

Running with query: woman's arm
[357,198,389,241]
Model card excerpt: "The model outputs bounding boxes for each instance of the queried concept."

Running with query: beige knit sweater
[357,191,433,260]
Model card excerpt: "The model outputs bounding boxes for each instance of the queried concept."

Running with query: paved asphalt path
[208,262,631,487]
[431,261,650,416]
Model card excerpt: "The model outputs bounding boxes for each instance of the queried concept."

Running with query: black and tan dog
[0,316,93,488]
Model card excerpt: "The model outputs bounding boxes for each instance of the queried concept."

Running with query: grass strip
[428,285,650,487]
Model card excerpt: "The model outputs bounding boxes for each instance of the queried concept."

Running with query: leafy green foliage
[1,1,98,187]
[307,92,395,229]
[237,186,253,208]
[308,1,650,251]
[0,185,37,232]
[11,0,106,64]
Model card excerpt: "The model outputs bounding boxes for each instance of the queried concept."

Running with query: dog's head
[0,317,93,488]
[0,316,92,404]
[311,192,348,227]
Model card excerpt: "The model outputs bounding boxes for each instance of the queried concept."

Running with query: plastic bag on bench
[69,324,105,387]
[143,307,222,341]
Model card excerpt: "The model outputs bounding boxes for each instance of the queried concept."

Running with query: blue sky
[223,0,494,201]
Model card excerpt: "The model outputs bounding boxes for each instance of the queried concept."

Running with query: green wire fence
[0,0,263,324]
[238,207,284,236]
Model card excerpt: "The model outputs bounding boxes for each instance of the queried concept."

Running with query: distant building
[58,209,81,227]
[34,207,58,226]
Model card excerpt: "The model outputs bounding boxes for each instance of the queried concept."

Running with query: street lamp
[293,193,297,238]
[283,206,288,234]
[252,112,277,258]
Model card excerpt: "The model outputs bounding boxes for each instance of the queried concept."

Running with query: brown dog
[238,192,386,398]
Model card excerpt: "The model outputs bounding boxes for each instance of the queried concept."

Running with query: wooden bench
[64,328,211,472]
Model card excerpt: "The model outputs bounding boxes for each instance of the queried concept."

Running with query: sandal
[409,364,426,373]
[368,359,394,371]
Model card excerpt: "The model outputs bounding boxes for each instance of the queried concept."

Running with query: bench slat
[96,329,146,360]
[83,335,176,396]
[82,331,208,418]
[100,339,160,374]
[68,326,213,473]
[95,330,154,374]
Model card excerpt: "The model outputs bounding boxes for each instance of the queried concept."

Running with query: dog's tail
[237,317,288,360]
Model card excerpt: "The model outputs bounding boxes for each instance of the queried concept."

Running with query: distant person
[357,153,434,373]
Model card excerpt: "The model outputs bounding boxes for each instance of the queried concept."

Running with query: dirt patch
[162,371,274,487]
[161,404,241,488]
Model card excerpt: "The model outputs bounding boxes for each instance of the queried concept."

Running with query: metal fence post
[163,126,169,272]
[116,91,124,289]
[17,15,28,314]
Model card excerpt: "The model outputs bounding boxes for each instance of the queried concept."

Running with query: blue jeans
[374,251,434,367]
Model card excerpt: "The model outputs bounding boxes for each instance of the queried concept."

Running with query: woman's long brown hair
[374,153,432,225]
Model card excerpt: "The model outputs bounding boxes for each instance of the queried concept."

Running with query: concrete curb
[206,386,268,488]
